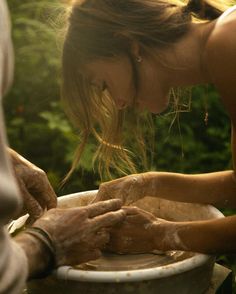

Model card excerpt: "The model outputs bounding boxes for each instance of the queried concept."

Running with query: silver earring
[136,56,142,63]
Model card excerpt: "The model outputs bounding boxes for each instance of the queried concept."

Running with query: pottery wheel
[75,251,194,271]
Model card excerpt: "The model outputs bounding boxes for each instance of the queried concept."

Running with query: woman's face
[84,54,170,114]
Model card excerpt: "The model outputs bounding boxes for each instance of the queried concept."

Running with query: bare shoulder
[205,8,236,77]
[207,6,236,46]
[205,9,236,122]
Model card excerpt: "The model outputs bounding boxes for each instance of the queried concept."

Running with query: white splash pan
[54,190,224,283]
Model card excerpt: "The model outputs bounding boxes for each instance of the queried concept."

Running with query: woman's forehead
[84,55,131,71]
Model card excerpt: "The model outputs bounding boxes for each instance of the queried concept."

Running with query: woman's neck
[158,21,216,87]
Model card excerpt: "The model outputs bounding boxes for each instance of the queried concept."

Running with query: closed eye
[102,81,107,92]
[90,81,107,92]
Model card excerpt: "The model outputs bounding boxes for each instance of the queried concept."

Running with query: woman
[62,0,236,253]
[0,1,125,292]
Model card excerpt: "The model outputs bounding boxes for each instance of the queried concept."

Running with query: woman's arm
[158,215,236,254]
[107,207,236,254]
[94,171,236,208]
[142,171,236,208]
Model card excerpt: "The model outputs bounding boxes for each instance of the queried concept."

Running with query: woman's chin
[149,101,169,114]
[136,96,170,114]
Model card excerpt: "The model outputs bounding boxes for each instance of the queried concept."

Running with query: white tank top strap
[218,4,236,21]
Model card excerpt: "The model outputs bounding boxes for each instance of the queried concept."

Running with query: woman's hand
[31,199,126,267]
[106,206,168,254]
[8,148,57,222]
[92,174,147,205]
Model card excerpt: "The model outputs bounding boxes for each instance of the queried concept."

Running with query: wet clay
[56,192,221,274]
[75,251,195,271]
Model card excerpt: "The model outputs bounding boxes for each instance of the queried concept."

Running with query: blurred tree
[153,85,231,174]
[4,0,99,195]
[3,0,234,199]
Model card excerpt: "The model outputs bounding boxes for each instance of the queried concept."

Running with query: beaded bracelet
[24,226,56,276]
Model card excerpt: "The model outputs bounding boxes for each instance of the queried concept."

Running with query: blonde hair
[62,0,231,180]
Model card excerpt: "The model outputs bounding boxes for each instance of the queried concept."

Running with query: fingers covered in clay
[92,174,147,204]
[86,199,122,217]
[8,148,57,221]
[31,200,126,266]
[18,178,44,222]
[106,206,166,254]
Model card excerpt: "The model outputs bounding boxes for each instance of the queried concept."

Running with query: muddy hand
[8,148,57,222]
[32,199,126,266]
[92,174,147,205]
[106,206,167,254]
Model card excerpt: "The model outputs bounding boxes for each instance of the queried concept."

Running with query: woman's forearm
[156,215,236,254]
[142,171,236,208]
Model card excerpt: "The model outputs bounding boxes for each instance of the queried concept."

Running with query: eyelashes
[90,81,107,92]
[102,81,108,92]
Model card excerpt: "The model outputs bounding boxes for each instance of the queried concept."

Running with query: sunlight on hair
[61,0,233,180]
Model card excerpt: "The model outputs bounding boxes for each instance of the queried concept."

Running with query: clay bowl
[27,190,224,294]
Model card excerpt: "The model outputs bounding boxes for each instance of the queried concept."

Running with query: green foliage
[5,0,234,193]
[152,86,231,174]
[5,0,99,195]
[4,1,235,195]
[4,0,235,195]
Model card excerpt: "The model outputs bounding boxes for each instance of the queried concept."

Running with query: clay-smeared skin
[94,174,236,253]
[15,199,126,278]
[8,148,57,222]
[93,174,146,205]
[106,207,167,254]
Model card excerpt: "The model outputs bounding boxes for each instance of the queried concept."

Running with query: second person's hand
[31,199,126,266]
[8,148,57,222]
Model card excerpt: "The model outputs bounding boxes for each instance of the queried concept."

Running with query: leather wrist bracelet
[24,226,55,277]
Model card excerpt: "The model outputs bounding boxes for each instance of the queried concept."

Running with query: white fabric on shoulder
[217,4,236,23]
[0,229,28,294]
[0,1,28,293]
[0,0,21,226]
